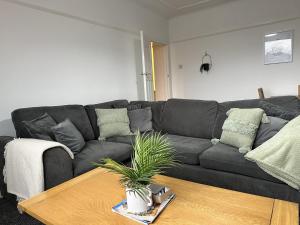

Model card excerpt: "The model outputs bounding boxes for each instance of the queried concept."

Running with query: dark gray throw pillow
[253,116,288,148]
[259,101,299,120]
[23,113,57,141]
[51,119,85,154]
[128,107,152,133]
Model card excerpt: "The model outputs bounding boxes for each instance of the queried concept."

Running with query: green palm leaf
[95,132,177,197]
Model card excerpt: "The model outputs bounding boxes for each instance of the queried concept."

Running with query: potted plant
[95,132,176,215]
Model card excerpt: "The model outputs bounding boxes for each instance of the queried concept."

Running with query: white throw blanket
[3,138,74,200]
[245,115,300,190]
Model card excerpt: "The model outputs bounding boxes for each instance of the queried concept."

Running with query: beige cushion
[95,108,132,140]
[220,108,267,153]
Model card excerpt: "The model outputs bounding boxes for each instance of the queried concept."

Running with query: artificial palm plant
[95,132,176,198]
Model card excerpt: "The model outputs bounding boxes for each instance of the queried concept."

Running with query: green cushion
[95,108,132,140]
[220,108,267,153]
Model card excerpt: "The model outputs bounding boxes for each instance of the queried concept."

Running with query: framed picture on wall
[264,30,293,65]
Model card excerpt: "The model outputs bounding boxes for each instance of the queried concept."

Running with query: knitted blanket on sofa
[245,115,300,190]
[4,139,74,200]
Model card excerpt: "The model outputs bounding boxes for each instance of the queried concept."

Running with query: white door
[138,31,154,101]
[151,43,171,101]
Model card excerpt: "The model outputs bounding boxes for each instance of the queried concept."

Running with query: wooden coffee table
[18,168,298,225]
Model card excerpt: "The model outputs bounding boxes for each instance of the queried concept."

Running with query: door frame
[150,41,172,101]
[139,31,172,101]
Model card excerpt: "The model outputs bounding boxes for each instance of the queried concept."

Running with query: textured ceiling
[133,0,237,18]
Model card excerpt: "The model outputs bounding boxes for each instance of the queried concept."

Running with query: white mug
[126,187,153,214]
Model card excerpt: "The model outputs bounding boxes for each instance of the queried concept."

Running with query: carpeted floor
[0,195,43,225]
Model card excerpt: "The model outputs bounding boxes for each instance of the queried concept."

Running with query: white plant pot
[126,187,153,214]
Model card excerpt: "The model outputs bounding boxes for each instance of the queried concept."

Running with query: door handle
[140,72,152,76]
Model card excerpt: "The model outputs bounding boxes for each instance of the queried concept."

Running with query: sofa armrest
[0,136,14,198]
[0,138,73,196]
[43,147,74,190]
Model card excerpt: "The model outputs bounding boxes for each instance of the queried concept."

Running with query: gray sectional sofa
[1,96,300,204]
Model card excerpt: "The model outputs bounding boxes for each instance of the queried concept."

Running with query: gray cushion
[107,135,136,145]
[253,116,288,148]
[73,140,132,176]
[130,101,166,132]
[259,101,299,120]
[166,134,212,165]
[128,107,152,133]
[12,105,95,141]
[52,119,85,154]
[162,99,218,138]
[199,143,283,183]
[23,113,57,141]
[84,100,129,138]
[267,96,300,112]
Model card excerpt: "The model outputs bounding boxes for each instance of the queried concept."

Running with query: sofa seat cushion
[106,131,157,145]
[166,134,212,165]
[106,135,136,145]
[73,140,132,176]
[199,143,283,184]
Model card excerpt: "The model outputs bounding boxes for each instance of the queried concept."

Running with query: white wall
[0,0,168,136]
[169,0,300,101]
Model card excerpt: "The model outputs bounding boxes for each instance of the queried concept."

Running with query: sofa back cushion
[12,105,95,141]
[161,99,218,138]
[212,96,300,139]
[259,101,299,120]
[267,96,299,112]
[84,100,129,138]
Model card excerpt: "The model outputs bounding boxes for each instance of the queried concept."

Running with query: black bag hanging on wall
[200,52,212,73]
